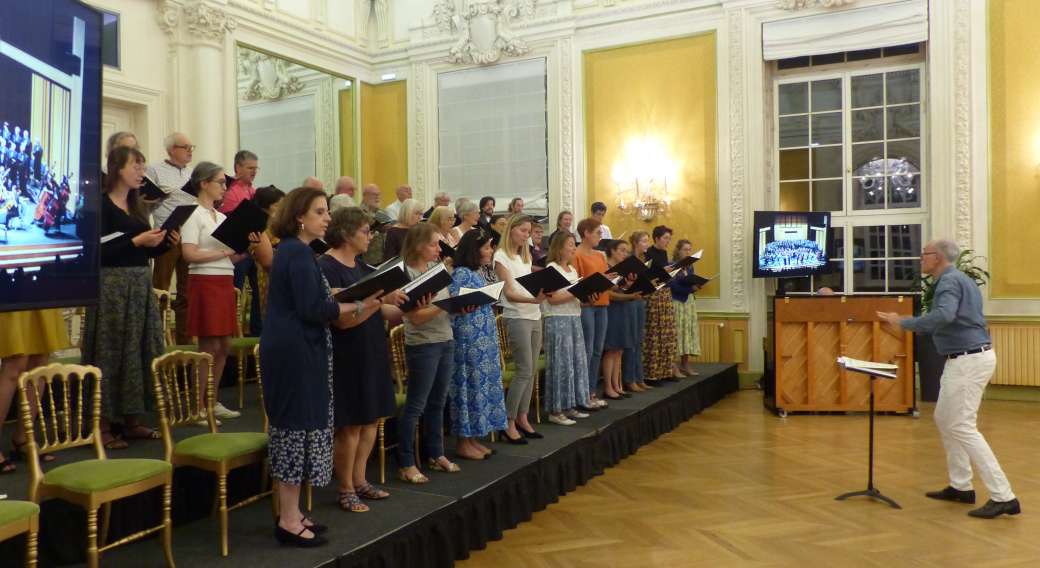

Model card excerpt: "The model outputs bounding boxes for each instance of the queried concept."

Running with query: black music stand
[834,359,902,510]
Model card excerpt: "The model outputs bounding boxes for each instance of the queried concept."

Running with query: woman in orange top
[572,218,614,409]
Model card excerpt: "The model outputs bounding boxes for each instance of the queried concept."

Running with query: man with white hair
[360,183,389,265]
[422,190,451,220]
[384,184,412,219]
[879,237,1020,519]
[147,132,198,345]
[302,177,324,190]
[335,176,356,199]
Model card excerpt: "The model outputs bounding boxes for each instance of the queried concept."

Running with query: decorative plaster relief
[447,1,531,64]
[775,0,855,10]
[184,1,238,41]
[728,9,746,313]
[320,77,337,184]
[238,49,306,101]
[412,62,427,197]
[157,1,178,33]
[560,38,574,214]
[954,0,972,248]
[359,0,390,48]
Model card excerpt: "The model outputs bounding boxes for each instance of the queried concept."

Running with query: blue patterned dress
[448,267,508,437]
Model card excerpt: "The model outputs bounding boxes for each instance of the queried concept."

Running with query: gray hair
[434,190,450,201]
[455,197,469,210]
[163,132,186,153]
[397,198,424,224]
[931,237,960,264]
[105,131,136,156]
[457,202,478,216]
[329,193,354,213]
[189,161,224,193]
[234,150,258,166]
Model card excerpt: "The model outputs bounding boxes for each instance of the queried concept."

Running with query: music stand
[834,358,902,510]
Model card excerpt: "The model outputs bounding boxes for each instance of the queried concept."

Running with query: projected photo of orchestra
[753,212,830,278]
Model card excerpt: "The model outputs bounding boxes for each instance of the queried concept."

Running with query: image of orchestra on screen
[753,211,831,279]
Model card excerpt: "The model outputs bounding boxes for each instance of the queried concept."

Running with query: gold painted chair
[0,497,39,568]
[383,325,417,482]
[233,288,261,409]
[496,315,541,423]
[17,364,174,568]
[152,350,272,556]
[154,288,198,354]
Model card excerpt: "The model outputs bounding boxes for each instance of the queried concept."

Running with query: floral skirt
[674,299,701,356]
[268,426,334,486]
[544,316,590,413]
[642,289,678,379]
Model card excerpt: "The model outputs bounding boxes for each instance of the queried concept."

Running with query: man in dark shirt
[879,238,1019,519]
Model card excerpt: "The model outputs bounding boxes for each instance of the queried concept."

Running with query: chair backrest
[251,344,270,433]
[495,314,512,360]
[151,351,215,462]
[153,288,174,346]
[17,363,105,501]
[388,325,408,389]
[235,288,247,338]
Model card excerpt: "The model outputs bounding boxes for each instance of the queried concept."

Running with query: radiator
[687,322,723,363]
[988,325,1040,386]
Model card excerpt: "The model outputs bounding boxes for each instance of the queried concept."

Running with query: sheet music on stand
[837,357,897,379]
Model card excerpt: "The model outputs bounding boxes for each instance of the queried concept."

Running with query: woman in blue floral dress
[448,230,507,460]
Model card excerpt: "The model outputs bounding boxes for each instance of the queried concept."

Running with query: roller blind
[762,0,928,61]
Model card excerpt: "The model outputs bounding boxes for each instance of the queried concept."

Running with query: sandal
[10,440,54,463]
[122,424,162,440]
[355,483,389,500]
[397,468,429,484]
[336,491,369,512]
[0,458,15,474]
[100,430,128,451]
[428,458,461,473]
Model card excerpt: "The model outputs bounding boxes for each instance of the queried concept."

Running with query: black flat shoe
[603,393,623,400]
[274,524,329,548]
[500,431,528,445]
[579,404,600,412]
[925,486,975,504]
[968,498,1021,519]
[275,516,329,534]
[660,376,681,383]
[519,428,543,439]
[620,392,632,399]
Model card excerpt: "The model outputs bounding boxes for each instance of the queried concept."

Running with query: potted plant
[911,250,991,402]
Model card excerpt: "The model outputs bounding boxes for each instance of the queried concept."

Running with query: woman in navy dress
[260,187,352,548]
[447,231,507,460]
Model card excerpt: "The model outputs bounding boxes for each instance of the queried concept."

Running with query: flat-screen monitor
[0,0,102,312]
[752,211,831,278]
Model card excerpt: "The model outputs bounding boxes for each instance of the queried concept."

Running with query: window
[101,11,119,69]
[775,61,925,294]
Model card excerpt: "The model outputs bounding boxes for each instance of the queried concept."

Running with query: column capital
[183,0,237,42]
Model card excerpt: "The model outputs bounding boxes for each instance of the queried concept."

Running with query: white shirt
[542,262,581,317]
[385,200,404,221]
[146,161,197,228]
[600,224,613,240]
[181,206,234,275]
[494,249,541,321]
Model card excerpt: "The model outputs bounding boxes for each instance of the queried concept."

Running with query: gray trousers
[504,318,542,419]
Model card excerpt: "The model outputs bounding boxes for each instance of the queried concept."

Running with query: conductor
[878,237,1020,519]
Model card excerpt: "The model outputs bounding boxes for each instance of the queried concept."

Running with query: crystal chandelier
[612,138,674,222]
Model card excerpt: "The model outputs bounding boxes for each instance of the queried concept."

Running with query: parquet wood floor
[458,390,1040,568]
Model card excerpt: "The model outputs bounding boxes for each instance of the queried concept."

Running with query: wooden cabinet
[774,296,915,414]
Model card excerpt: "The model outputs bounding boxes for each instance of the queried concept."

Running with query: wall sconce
[612,138,674,222]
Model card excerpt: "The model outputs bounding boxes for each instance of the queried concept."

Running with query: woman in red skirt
[180,162,260,421]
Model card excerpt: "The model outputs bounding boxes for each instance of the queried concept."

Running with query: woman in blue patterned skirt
[542,232,593,425]
[447,230,507,459]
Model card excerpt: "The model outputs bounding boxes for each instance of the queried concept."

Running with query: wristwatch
[354,301,364,317]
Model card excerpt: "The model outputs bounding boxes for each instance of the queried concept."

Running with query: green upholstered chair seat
[505,356,545,373]
[44,459,172,494]
[165,344,199,354]
[174,432,269,462]
[395,394,407,408]
[231,337,261,350]
[501,369,515,387]
[54,355,81,365]
[0,500,40,526]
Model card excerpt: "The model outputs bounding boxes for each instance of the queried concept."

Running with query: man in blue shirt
[879,237,1020,519]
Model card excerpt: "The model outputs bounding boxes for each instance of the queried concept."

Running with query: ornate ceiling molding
[447,1,532,64]
[184,1,238,42]
[237,48,305,101]
[775,0,855,10]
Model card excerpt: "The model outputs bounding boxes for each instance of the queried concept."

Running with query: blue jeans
[580,306,607,394]
[622,299,646,384]
[398,340,454,468]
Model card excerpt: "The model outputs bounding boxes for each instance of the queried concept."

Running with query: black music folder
[515,265,572,297]
[624,273,666,296]
[672,249,702,272]
[610,255,649,278]
[370,211,394,232]
[399,263,454,312]
[680,273,718,287]
[159,205,197,233]
[140,176,167,201]
[439,240,455,259]
[333,257,410,303]
[532,254,548,268]
[310,239,331,255]
[210,199,270,253]
[433,281,505,313]
[566,272,616,304]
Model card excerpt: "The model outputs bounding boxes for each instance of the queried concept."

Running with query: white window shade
[438,58,549,217]
[239,95,316,192]
[762,0,928,61]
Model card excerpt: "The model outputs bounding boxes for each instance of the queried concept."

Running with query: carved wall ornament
[156,1,178,34]
[728,9,746,313]
[184,1,237,41]
[447,1,532,64]
[237,49,305,101]
[360,0,390,48]
[432,0,457,36]
[775,0,856,10]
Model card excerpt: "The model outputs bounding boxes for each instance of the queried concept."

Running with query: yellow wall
[360,81,408,208]
[339,88,355,180]
[989,0,1040,297]
[583,34,720,297]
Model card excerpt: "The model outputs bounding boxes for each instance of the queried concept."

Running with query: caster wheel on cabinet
[778,409,787,418]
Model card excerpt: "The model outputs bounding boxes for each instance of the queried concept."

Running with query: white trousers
[934,349,1015,502]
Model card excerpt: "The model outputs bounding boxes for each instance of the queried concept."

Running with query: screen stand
[835,374,902,510]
